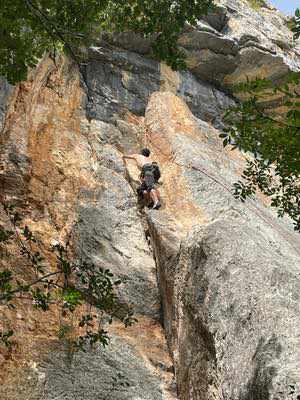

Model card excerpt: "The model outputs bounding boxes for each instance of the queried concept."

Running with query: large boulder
[143,92,300,400]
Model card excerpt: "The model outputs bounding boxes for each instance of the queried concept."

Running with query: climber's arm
[122,154,139,163]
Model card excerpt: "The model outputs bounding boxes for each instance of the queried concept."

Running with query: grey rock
[201,6,229,32]
[100,31,153,55]
[171,220,300,400]
[1,0,300,396]
[88,119,142,155]
[213,0,300,84]
[178,29,238,56]
[71,134,160,317]
[96,0,299,89]
[85,46,234,128]
[0,56,177,400]
[85,46,160,122]
[0,333,176,400]
[39,337,172,400]
[184,0,300,86]
[145,92,300,400]
[0,77,13,130]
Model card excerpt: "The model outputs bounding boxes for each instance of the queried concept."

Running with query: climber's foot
[147,202,154,209]
[152,201,161,210]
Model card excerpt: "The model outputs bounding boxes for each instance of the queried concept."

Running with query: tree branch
[0,271,60,302]
[253,104,300,129]
[24,0,80,64]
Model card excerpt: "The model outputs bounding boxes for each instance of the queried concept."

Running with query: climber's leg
[137,185,144,200]
[150,189,158,204]
[144,173,161,210]
[150,189,161,209]
[156,188,161,201]
[143,191,151,204]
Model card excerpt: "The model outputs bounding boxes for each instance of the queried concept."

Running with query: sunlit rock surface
[0,58,176,400]
[99,0,300,90]
[144,92,300,400]
[189,0,300,86]
[85,46,234,129]
[0,1,299,399]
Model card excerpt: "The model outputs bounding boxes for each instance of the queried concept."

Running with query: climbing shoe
[152,201,161,210]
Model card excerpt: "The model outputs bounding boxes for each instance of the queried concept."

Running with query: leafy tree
[219,8,300,231]
[102,0,214,69]
[0,0,215,83]
[221,72,300,231]
[290,8,300,39]
[0,203,136,351]
[0,0,100,83]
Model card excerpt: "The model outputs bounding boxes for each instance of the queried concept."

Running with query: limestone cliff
[0,1,300,400]
[100,0,300,88]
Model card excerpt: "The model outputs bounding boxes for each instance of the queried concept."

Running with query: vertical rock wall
[143,92,300,400]
[0,57,176,400]
[0,77,13,131]
[0,1,299,398]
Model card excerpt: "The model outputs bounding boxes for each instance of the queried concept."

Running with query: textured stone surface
[99,0,300,89]
[0,57,176,400]
[187,0,300,85]
[1,1,300,397]
[144,92,300,400]
[0,319,176,400]
[86,46,234,128]
[0,77,13,130]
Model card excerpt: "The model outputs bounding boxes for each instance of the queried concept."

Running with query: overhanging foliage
[0,203,136,351]
[221,73,300,231]
[0,0,215,83]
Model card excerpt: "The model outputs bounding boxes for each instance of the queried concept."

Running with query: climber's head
[141,148,150,157]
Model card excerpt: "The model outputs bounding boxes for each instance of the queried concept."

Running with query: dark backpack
[141,162,161,182]
[151,162,161,182]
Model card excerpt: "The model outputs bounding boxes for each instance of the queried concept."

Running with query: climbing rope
[143,126,300,255]
[143,125,234,196]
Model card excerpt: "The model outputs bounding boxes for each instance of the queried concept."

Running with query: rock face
[191,0,300,86]
[100,0,300,90]
[144,92,300,400]
[0,2,300,400]
[0,57,176,400]
[85,46,234,129]
[0,77,13,130]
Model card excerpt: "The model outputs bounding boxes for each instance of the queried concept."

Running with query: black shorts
[140,173,155,193]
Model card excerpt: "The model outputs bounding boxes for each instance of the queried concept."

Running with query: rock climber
[122,148,161,209]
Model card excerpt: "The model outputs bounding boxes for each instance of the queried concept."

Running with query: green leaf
[0,227,13,243]
[0,329,14,347]
[0,0,216,83]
